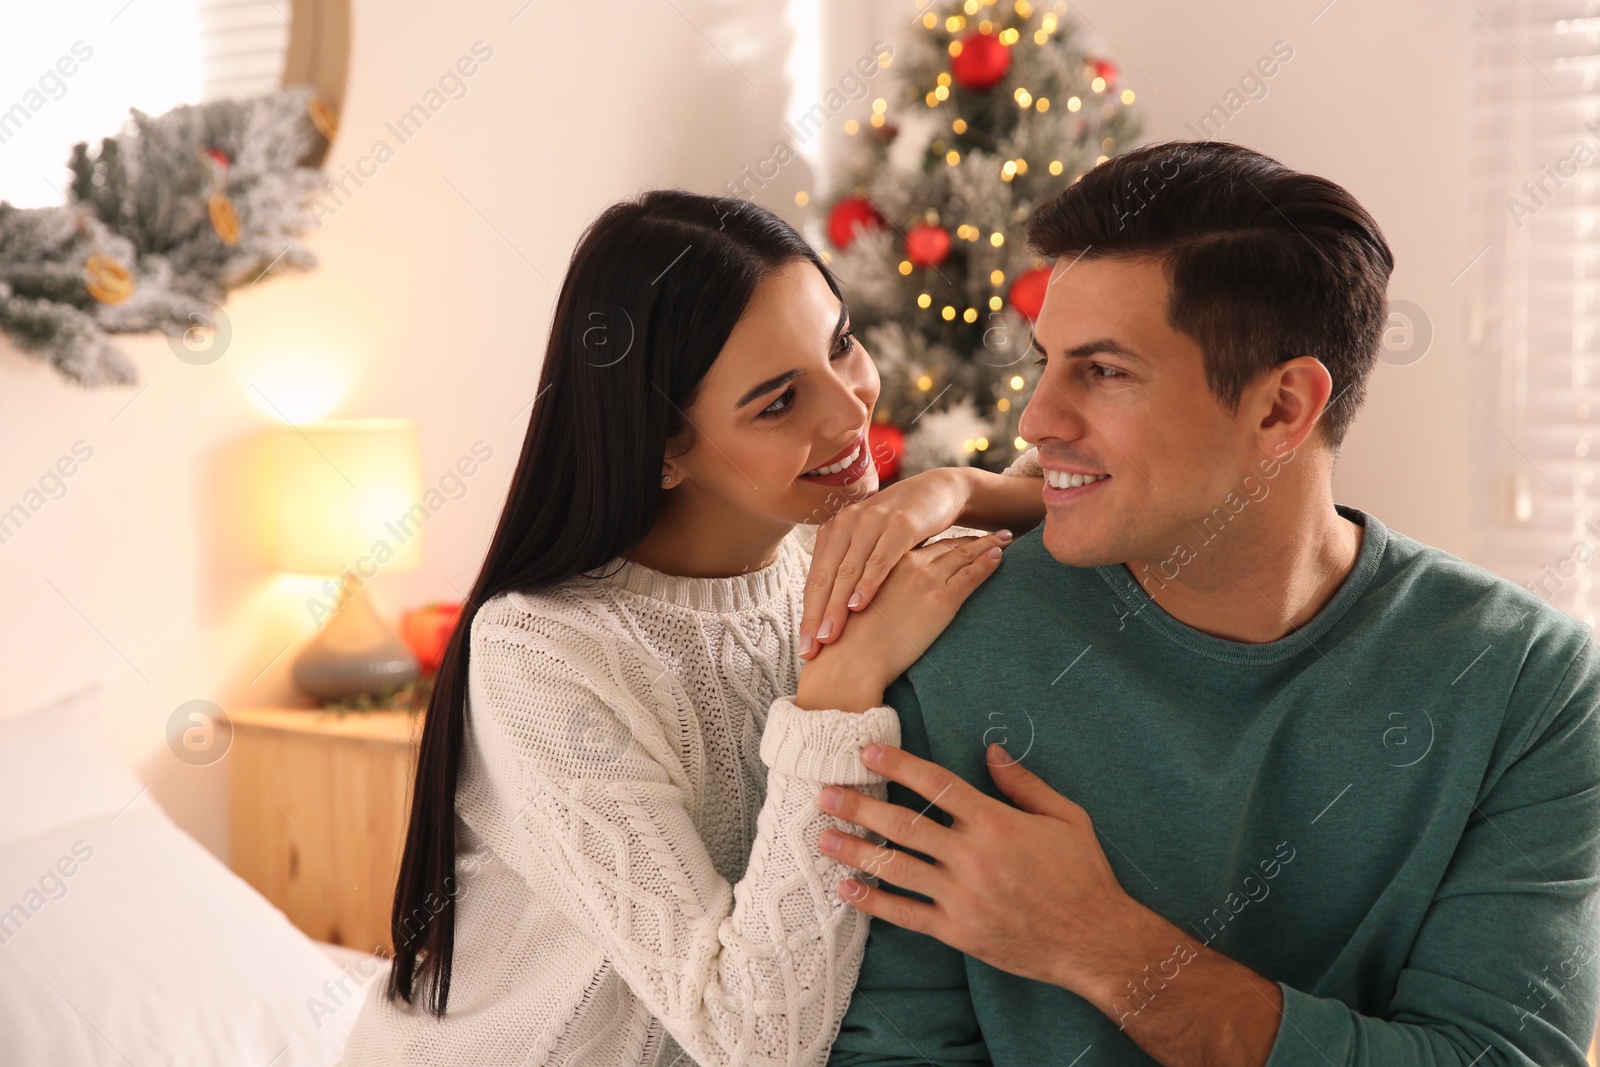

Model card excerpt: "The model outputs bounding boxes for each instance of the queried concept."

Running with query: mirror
[0,0,348,206]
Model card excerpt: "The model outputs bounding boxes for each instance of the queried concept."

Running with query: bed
[0,682,382,1065]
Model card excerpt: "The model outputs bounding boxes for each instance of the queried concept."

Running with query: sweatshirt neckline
[585,531,805,614]
[1093,504,1388,665]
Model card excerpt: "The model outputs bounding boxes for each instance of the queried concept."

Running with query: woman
[340,191,1044,1066]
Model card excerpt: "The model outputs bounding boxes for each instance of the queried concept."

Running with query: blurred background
[0,0,1558,872]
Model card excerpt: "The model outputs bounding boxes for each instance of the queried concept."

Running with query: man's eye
[1091,364,1125,380]
[758,387,796,418]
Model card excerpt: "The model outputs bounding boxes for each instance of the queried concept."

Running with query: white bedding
[0,683,374,1066]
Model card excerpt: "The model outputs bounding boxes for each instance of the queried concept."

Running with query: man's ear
[1255,356,1332,456]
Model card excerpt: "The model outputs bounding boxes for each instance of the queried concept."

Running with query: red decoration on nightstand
[951,32,1012,91]
[828,196,887,250]
[1008,266,1053,322]
[400,601,462,675]
[868,423,906,482]
[905,223,952,268]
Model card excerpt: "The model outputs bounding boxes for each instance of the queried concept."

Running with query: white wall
[0,0,1476,857]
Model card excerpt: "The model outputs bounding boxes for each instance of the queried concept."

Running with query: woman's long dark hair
[386,190,840,1015]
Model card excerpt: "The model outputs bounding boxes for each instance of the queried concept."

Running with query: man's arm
[823,634,1600,1066]
[827,675,992,1067]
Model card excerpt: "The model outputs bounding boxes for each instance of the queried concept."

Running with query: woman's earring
[661,472,672,487]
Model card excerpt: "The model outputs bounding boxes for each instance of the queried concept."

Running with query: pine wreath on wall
[0,84,333,388]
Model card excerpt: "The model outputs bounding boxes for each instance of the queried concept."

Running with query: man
[812,140,1600,1065]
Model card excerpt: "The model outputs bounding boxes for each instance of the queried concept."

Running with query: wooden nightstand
[227,706,423,956]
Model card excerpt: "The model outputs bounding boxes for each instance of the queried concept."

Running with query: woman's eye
[758,386,796,419]
[833,328,856,359]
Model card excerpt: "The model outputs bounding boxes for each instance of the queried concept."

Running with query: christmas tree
[0,85,332,387]
[819,0,1141,478]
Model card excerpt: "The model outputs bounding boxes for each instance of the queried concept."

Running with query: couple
[342,141,1600,1066]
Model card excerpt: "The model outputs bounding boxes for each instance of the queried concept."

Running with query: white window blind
[1471,0,1600,629]
[199,0,291,102]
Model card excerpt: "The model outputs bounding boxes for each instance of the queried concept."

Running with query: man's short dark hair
[1026,140,1394,454]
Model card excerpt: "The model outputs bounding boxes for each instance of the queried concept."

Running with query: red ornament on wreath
[904,223,951,268]
[1008,266,1053,322]
[950,31,1012,91]
[868,422,906,482]
[828,196,887,250]
[1087,57,1118,87]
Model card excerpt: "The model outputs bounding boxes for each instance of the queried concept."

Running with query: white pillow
[0,683,147,845]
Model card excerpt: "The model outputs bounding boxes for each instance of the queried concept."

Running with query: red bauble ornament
[828,196,886,250]
[904,223,952,268]
[1008,266,1053,322]
[1087,58,1118,86]
[868,423,906,483]
[950,32,1012,91]
[400,601,462,675]
[204,148,230,167]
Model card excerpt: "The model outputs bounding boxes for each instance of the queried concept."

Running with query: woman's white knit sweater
[336,522,898,1067]
[340,451,1041,1067]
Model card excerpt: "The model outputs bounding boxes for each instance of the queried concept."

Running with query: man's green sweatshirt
[828,505,1600,1066]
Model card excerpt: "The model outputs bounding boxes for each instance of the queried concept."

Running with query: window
[1471,3,1600,628]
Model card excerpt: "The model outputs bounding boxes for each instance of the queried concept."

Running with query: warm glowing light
[872,97,888,113]
[997,397,1011,412]
[1049,159,1063,175]
[1010,375,1026,390]
[945,14,966,32]
[937,73,952,87]
[1033,29,1048,44]
[952,117,968,133]
[990,269,1005,285]
[249,356,351,424]
[990,231,1005,247]
[926,90,940,106]
[1122,89,1136,104]
[963,308,978,323]
[871,113,886,127]
[917,374,934,390]
[948,40,964,57]
[1096,154,1110,164]
[1014,435,1028,450]
[998,27,1018,44]
[794,191,809,206]
[1014,88,1033,108]
[917,293,933,309]
[1015,158,1028,175]
[1041,12,1057,31]
[1014,0,1033,15]
[990,295,1004,310]
[975,437,989,450]
[844,119,860,134]
[963,439,976,452]
[1067,96,1082,112]
[1091,77,1106,93]
[1001,160,1018,179]
[942,305,957,321]
[964,0,980,13]
[934,84,950,100]
[898,260,914,275]
[946,149,961,165]
[923,11,938,28]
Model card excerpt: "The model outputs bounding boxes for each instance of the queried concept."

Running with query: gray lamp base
[292,578,419,702]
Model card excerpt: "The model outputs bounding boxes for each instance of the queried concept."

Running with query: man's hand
[815,740,1140,991]
[817,741,1285,1067]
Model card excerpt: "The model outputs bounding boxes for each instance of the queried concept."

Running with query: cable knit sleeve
[1002,444,1042,478]
[465,610,899,1067]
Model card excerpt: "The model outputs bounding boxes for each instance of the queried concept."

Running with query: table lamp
[272,418,424,702]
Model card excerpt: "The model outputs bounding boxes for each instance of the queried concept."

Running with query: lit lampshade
[272,419,424,574]
[270,419,425,702]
